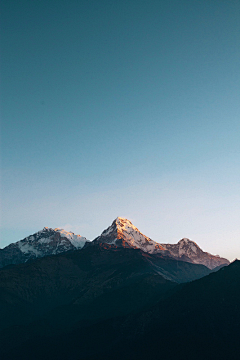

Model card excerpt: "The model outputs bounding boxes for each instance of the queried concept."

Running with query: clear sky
[1,0,239,261]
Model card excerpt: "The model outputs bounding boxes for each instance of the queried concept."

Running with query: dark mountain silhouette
[0,218,234,360]
[81,259,240,360]
[1,259,238,360]
[111,259,240,360]
[0,243,213,359]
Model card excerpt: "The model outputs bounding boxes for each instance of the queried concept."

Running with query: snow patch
[54,228,88,249]
[18,241,42,256]
[38,237,52,244]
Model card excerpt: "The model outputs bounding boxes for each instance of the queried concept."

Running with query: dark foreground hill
[73,260,240,360]
[1,259,238,360]
[0,243,213,359]
[107,259,240,360]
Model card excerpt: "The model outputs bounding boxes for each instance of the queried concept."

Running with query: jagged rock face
[0,227,89,269]
[161,238,229,270]
[92,217,168,254]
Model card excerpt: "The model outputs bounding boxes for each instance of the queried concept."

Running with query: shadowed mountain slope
[85,259,240,360]
[0,242,213,359]
[1,255,238,360]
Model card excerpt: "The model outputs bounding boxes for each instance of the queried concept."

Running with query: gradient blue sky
[1,0,239,260]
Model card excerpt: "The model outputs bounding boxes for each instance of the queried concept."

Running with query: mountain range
[92,217,229,269]
[0,217,229,269]
[0,217,235,360]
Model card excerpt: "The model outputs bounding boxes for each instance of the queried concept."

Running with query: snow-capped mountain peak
[0,218,230,270]
[101,217,140,237]
[95,217,229,269]
[94,217,166,254]
[161,238,229,269]
[21,227,88,252]
[0,227,89,268]
[178,238,199,254]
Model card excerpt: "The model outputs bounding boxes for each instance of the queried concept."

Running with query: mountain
[102,259,240,360]
[0,244,238,360]
[0,244,178,358]
[92,217,167,253]
[0,227,89,268]
[161,238,229,269]
[0,217,229,270]
[91,217,229,269]
[0,218,234,359]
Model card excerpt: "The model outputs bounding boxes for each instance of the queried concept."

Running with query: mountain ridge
[0,217,229,269]
[0,247,238,360]
[0,227,89,268]
[91,217,229,269]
